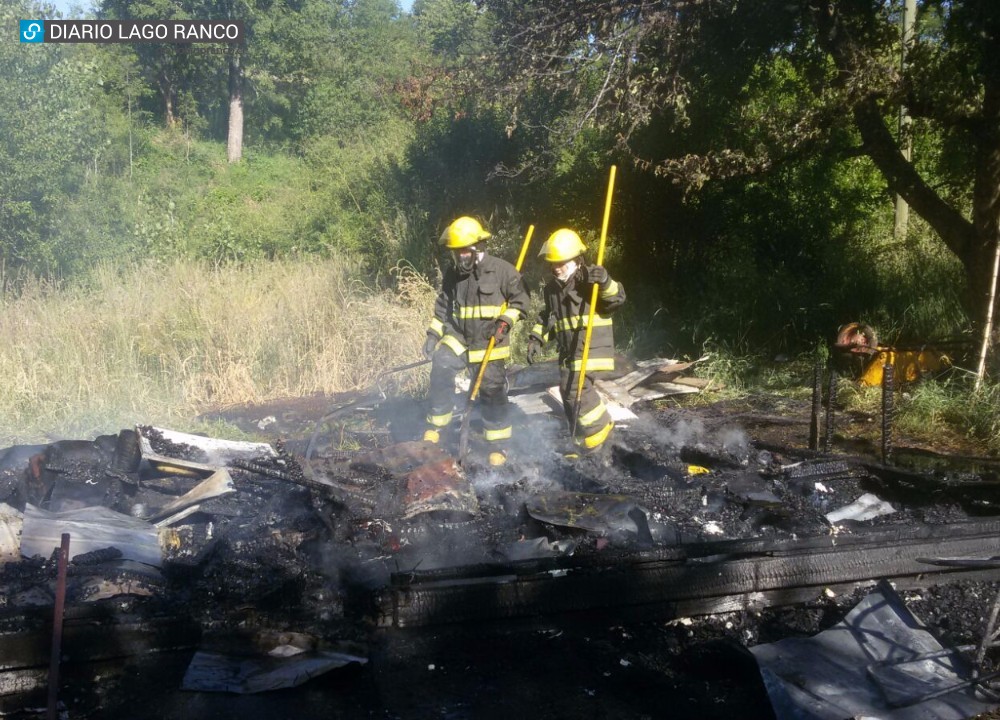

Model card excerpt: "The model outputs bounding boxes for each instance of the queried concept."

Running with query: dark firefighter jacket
[530,269,626,372]
[426,253,529,363]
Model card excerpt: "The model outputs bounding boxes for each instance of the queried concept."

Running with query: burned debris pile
[2,370,1000,717]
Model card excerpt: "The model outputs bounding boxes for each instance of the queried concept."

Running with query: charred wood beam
[0,609,199,680]
[823,366,837,453]
[376,519,1000,628]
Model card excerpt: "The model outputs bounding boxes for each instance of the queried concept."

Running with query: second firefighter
[528,228,626,454]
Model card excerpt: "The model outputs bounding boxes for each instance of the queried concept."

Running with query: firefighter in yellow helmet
[421,216,529,466]
[528,228,626,454]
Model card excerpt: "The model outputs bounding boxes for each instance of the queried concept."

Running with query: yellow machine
[857,348,952,387]
[834,323,954,387]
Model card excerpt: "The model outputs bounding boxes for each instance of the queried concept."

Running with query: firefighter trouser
[425,345,511,445]
[559,367,614,450]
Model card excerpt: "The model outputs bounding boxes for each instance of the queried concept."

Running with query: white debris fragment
[268,644,307,658]
[826,493,896,524]
[824,588,836,599]
[0,503,23,563]
[619,659,631,667]
[814,482,830,493]
[702,521,724,535]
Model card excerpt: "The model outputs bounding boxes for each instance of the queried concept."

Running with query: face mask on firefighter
[453,246,480,273]
[551,257,579,285]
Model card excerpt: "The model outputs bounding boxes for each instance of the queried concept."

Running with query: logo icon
[20,20,44,43]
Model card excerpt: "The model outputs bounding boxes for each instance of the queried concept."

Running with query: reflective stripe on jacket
[530,274,625,371]
[426,253,529,358]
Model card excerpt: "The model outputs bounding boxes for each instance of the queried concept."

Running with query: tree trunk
[159,70,176,129]
[970,14,1000,337]
[815,2,1000,331]
[227,50,243,164]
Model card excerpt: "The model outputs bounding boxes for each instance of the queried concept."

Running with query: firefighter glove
[422,334,438,359]
[527,337,542,365]
[582,264,610,288]
[492,318,511,343]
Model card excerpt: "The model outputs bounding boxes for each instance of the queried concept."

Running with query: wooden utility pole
[893,0,916,240]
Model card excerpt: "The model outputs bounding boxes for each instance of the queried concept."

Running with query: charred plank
[376,519,1000,627]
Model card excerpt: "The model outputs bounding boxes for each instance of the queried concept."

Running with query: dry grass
[0,258,436,444]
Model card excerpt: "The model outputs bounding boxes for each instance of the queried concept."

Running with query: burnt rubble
[2,380,1000,718]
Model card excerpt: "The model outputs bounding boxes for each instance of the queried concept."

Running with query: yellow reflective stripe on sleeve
[581,421,614,449]
[569,357,615,372]
[428,318,444,337]
[457,305,503,320]
[600,280,620,299]
[440,335,467,356]
[531,324,545,336]
[483,426,512,442]
[500,308,522,324]
[426,411,453,428]
[468,345,510,363]
[555,315,613,333]
[578,401,607,428]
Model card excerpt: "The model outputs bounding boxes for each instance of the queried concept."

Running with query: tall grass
[896,376,1000,452]
[0,258,435,445]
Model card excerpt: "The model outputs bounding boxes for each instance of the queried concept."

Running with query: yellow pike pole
[572,165,617,442]
[458,224,536,464]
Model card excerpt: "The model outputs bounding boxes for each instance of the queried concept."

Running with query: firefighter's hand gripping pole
[572,165,617,442]
[458,224,536,464]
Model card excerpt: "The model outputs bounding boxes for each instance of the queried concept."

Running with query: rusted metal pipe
[823,367,837,452]
[809,360,822,451]
[47,532,70,720]
[882,361,895,465]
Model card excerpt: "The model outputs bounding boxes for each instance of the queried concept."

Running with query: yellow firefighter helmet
[539,228,587,262]
[440,216,491,249]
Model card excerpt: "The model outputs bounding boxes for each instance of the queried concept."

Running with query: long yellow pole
[572,165,617,439]
[469,224,535,403]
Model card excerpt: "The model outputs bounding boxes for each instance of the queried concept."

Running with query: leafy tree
[481,0,1000,334]
[1,1,133,274]
[98,0,214,128]
[413,0,491,62]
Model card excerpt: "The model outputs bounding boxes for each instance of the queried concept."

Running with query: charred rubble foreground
[3,380,1000,718]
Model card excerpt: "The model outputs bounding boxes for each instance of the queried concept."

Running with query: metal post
[810,360,822,451]
[823,367,837,453]
[975,230,1000,392]
[47,533,70,720]
[882,361,895,466]
[975,585,1000,670]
